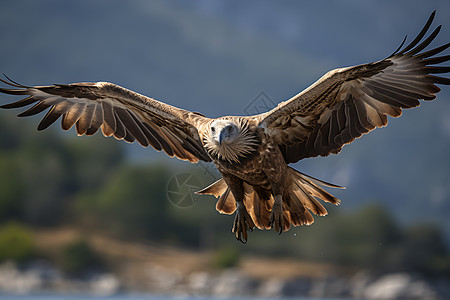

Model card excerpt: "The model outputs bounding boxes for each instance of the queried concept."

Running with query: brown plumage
[1,12,449,242]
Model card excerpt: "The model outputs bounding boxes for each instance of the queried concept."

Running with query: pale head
[210,119,239,145]
[204,118,259,163]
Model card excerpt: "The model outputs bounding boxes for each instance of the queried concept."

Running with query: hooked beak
[218,130,225,145]
[218,129,232,145]
[214,124,234,145]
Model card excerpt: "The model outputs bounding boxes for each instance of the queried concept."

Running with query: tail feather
[195,178,227,197]
[304,210,315,225]
[287,209,314,227]
[247,190,271,229]
[217,188,236,214]
[295,170,345,189]
[284,190,306,214]
[196,167,343,231]
[196,178,236,214]
[283,167,342,228]
[282,209,292,231]
[284,190,315,226]
[292,184,328,216]
[291,169,342,205]
[290,212,302,226]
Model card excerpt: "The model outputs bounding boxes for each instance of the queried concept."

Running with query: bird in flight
[1,12,449,243]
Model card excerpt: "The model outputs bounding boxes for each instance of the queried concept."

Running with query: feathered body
[0,12,449,242]
[197,116,341,241]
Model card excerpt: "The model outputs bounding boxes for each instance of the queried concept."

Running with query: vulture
[1,12,449,243]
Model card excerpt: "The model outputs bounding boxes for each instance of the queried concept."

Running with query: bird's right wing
[252,11,449,163]
[0,78,212,163]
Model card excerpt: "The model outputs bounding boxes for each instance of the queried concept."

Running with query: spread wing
[254,11,450,163]
[0,79,211,163]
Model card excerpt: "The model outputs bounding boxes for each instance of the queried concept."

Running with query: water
[0,294,335,300]
[0,295,193,300]
[0,294,179,300]
[0,295,184,300]
[0,296,141,300]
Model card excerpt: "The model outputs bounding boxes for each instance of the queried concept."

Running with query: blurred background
[0,0,449,299]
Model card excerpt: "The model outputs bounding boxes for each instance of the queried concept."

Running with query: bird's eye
[211,127,215,133]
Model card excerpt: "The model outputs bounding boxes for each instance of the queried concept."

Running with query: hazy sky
[0,0,449,239]
[0,0,448,116]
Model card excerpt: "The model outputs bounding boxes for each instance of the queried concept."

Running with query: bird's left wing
[0,79,211,163]
[253,11,450,163]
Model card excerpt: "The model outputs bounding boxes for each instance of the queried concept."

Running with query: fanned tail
[196,178,273,229]
[196,178,236,214]
[284,167,343,229]
[196,167,343,231]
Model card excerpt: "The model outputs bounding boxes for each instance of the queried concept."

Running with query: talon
[269,198,284,235]
[278,216,283,235]
[231,204,254,243]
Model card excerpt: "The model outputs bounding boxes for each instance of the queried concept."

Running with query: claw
[269,199,284,235]
[232,204,255,243]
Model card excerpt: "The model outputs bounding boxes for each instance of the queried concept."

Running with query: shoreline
[0,228,448,299]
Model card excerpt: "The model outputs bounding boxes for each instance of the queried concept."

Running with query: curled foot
[269,199,284,235]
[232,204,255,243]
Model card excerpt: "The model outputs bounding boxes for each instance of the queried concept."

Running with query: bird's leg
[220,174,255,243]
[232,200,255,243]
[269,194,284,234]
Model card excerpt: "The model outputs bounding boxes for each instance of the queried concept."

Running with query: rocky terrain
[1,260,450,299]
[0,228,449,299]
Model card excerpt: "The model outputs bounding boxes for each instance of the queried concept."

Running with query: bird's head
[204,118,259,163]
[210,119,239,145]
